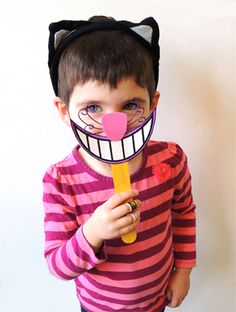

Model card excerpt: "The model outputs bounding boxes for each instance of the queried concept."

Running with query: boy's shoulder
[147,140,188,169]
[146,140,190,182]
[43,145,81,178]
[148,140,186,157]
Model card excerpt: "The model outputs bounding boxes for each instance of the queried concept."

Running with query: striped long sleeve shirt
[43,141,196,312]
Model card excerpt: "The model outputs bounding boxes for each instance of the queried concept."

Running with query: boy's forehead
[73,77,146,89]
[70,78,149,105]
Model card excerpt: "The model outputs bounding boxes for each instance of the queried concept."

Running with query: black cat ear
[131,25,153,44]
[131,17,160,58]
[48,20,84,67]
[129,17,160,88]
[130,17,159,45]
[54,29,71,49]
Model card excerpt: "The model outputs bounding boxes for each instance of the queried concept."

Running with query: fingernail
[133,189,139,195]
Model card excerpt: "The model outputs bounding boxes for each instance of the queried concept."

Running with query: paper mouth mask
[70,108,156,164]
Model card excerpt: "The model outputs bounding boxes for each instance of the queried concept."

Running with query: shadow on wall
[177,54,235,301]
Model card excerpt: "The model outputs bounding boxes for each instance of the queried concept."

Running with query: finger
[178,299,183,306]
[111,200,141,219]
[129,213,137,224]
[117,216,140,236]
[115,209,141,230]
[126,200,139,211]
[127,209,141,225]
[104,189,139,210]
[167,293,180,308]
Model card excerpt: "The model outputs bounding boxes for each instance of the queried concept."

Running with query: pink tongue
[102,112,127,141]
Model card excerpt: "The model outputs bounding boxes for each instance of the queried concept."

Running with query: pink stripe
[174,243,196,251]
[77,266,170,302]
[174,160,188,184]
[96,235,172,273]
[45,167,174,209]
[61,172,97,182]
[46,252,70,280]
[75,227,106,265]
[79,296,112,312]
[79,260,172,296]
[147,148,174,166]
[43,183,75,205]
[78,288,131,311]
[78,282,167,311]
[138,208,171,233]
[73,188,114,205]
[107,214,170,256]
[70,171,173,208]
[135,188,173,212]
[55,247,79,277]
[65,234,95,270]
[174,259,196,268]
[43,202,72,213]
[172,226,195,235]
[75,213,91,225]
[44,239,63,252]
[149,298,167,312]
[78,254,173,291]
[174,177,191,199]
[141,190,173,210]
[44,220,77,232]
[44,173,175,215]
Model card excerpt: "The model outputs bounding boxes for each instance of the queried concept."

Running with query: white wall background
[0,1,235,311]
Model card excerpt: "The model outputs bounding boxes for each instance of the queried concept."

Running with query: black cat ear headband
[48,17,160,96]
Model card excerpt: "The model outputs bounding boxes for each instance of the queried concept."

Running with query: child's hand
[83,189,140,251]
[166,268,192,308]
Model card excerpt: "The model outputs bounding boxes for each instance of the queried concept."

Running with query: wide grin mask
[70,108,156,164]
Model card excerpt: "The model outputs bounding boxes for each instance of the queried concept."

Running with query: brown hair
[58,16,156,106]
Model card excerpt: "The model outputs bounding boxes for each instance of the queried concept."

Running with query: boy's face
[56,77,160,163]
[69,77,159,134]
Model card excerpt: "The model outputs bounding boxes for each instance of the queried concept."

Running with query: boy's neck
[78,147,143,177]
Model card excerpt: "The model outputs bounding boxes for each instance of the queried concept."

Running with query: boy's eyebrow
[127,97,146,103]
[76,97,147,107]
[75,100,102,107]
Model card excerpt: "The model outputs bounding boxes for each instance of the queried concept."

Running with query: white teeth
[134,129,144,152]
[88,136,100,157]
[111,141,123,161]
[99,140,112,161]
[76,115,152,162]
[123,136,134,158]
[143,118,152,140]
[78,131,88,148]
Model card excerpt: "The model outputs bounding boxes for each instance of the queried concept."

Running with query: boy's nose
[102,112,127,141]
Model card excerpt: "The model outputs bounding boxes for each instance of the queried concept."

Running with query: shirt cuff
[174,259,196,268]
[79,225,107,264]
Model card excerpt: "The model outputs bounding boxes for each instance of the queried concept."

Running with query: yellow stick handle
[111,162,137,244]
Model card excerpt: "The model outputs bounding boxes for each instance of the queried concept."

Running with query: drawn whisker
[127,106,146,127]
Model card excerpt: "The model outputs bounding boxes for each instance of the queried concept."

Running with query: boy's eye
[86,104,103,113]
[123,102,138,111]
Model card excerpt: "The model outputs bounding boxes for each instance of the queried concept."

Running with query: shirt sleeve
[42,164,107,280]
[169,143,196,268]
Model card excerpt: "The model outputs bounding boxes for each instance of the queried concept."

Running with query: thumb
[166,288,172,301]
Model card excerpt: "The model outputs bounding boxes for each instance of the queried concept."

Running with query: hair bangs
[58,30,155,105]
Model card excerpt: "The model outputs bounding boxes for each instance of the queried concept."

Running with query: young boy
[43,16,196,312]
